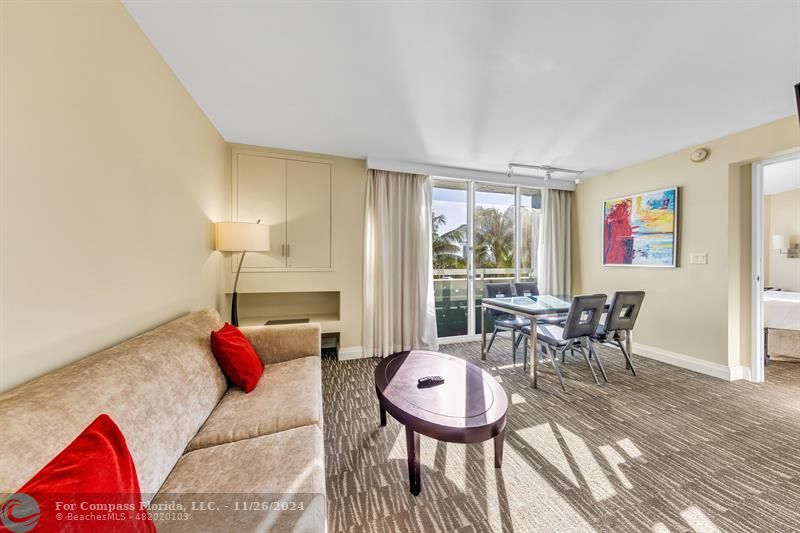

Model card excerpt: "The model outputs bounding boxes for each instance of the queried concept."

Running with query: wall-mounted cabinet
[233,150,332,271]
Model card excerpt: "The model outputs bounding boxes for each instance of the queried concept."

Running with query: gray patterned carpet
[323,339,800,533]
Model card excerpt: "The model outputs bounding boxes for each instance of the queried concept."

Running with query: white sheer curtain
[363,170,438,357]
[538,188,572,295]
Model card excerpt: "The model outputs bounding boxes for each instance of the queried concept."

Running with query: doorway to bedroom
[752,153,800,382]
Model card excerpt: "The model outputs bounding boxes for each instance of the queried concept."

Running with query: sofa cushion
[242,323,321,365]
[187,355,321,452]
[0,309,227,500]
[151,425,325,533]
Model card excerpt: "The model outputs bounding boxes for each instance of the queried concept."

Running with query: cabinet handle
[281,244,285,257]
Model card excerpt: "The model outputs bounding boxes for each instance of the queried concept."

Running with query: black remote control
[418,375,445,387]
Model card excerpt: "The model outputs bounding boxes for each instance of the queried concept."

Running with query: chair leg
[486,328,500,354]
[515,334,525,350]
[578,347,600,385]
[615,339,637,376]
[623,338,630,369]
[546,346,567,392]
[588,343,609,383]
[511,329,516,365]
[522,337,528,371]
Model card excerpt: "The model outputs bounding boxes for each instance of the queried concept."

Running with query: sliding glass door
[431,181,469,337]
[431,179,542,339]
[473,184,515,333]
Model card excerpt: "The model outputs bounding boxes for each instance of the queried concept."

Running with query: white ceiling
[764,157,800,195]
[123,1,800,177]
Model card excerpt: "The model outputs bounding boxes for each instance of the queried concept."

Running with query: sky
[432,187,468,235]
[432,184,539,234]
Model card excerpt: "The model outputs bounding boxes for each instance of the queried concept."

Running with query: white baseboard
[728,365,751,381]
[338,346,367,360]
[631,342,749,382]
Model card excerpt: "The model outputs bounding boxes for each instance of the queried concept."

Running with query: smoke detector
[690,148,710,163]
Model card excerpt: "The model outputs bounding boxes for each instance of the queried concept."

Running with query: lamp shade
[215,222,270,252]
[772,234,790,251]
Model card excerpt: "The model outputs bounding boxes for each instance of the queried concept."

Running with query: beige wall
[0,1,228,391]
[766,188,800,291]
[729,163,752,368]
[573,117,800,369]
[225,145,367,351]
[764,194,772,288]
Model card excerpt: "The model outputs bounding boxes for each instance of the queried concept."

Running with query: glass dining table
[480,294,625,367]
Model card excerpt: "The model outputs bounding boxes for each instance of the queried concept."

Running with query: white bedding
[764,291,800,331]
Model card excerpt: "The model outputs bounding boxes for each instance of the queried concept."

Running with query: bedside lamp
[216,221,270,325]
[772,234,799,259]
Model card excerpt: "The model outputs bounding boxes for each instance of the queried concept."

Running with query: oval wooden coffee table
[374,350,508,496]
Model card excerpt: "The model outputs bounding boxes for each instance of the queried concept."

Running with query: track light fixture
[507,162,584,184]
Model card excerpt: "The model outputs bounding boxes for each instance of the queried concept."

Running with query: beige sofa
[0,309,325,532]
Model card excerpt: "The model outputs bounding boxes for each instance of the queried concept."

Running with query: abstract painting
[603,186,678,267]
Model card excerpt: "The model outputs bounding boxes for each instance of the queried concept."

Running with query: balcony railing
[433,269,535,337]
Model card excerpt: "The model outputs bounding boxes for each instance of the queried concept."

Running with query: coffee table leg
[494,428,505,468]
[406,426,421,496]
[379,403,387,427]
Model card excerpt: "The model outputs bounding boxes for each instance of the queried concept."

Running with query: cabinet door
[236,153,286,269]
[286,160,331,268]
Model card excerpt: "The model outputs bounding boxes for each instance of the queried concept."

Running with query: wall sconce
[772,234,800,258]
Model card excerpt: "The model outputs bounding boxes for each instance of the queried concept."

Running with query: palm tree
[474,206,514,268]
[432,212,466,269]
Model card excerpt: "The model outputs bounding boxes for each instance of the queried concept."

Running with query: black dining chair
[514,282,539,297]
[514,281,567,348]
[484,282,530,363]
[520,293,608,391]
[591,291,645,376]
[512,282,567,361]
[510,282,538,355]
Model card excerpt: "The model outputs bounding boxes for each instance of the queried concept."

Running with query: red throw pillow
[210,323,264,393]
[0,414,155,532]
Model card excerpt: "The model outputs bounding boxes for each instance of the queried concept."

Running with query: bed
[764,291,800,362]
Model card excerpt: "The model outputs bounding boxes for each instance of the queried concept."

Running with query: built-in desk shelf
[238,314,341,334]
[233,291,341,334]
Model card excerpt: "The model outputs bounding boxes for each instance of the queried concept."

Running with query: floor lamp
[215,221,270,326]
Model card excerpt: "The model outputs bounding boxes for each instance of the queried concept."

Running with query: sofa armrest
[241,323,321,365]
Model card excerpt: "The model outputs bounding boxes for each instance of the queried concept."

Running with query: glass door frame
[466,179,476,336]
[433,176,540,340]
